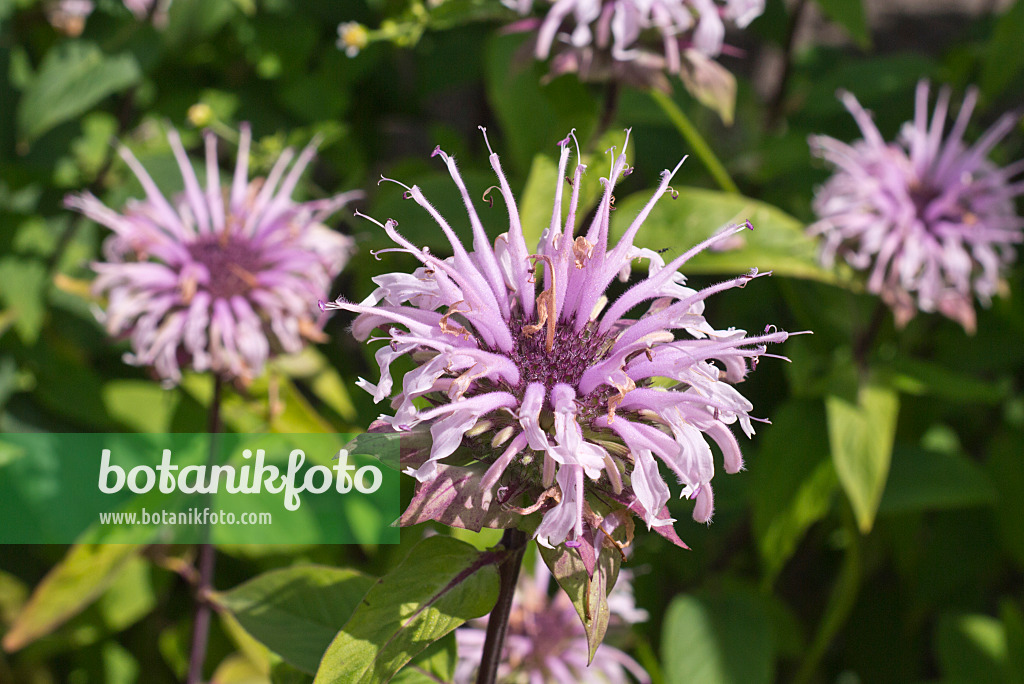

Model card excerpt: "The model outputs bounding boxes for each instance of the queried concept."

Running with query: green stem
[649,89,740,195]
[791,507,862,684]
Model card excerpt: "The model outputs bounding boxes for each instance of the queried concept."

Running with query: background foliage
[1,0,1023,682]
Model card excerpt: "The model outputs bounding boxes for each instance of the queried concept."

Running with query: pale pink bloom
[67,124,358,384]
[454,559,650,683]
[324,129,789,550]
[810,81,1024,332]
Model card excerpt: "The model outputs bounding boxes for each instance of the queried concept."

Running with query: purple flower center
[186,236,265,299]
[908,182,942,222]
[506,317,610,390]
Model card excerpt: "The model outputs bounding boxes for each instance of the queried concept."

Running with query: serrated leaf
[661,592,772,684]
[538,535,623,661]
[313,536,500,684]
[813,0,871,49]
[878,448,997,514]
[2,544,143,652]
[215,565,376,675]
[17,41,140,142]
[826,384,899,533]
[609,186,848,284]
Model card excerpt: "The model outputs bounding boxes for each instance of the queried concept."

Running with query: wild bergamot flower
[67,124,358,384]
[506,0,763,93]
[454,558,650,683]
[323,128,790,552]
[809,81,1024,333]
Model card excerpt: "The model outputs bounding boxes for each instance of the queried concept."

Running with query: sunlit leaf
[826,383,899,533]
[313,536,500,684]
[215,565,376,674]
[609,186,850,284]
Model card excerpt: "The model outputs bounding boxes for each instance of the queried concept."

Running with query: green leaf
[661,592,772,684]
[988,428,1024,569]
[936,613,1007,683]
[1,544,143,652]
[390,634,457,684]
[813,0,871,50]
[313,536,500,684]
[980,0,1024,101]
[751,400,837,583]
[881,357,1009,404]
[878,448,997,515]
[1002,601,1024,684]
[484,33,597,174]
[609,186,847,284]
[538,537,622,662]
[16,41,140,143]
[215,565,376,675]
[102,380,181,433]
[0,256,47,344]
[826,384,899,533]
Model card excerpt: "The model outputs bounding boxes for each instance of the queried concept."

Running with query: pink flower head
[507,0,761,90]
[454,557,650,683]
[809,81,1024,333]
[67,124,359,385]
[324,128,790,551]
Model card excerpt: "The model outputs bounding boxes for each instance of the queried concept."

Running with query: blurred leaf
[101,641,141,684]
[661,592,772,684]
[988,428,1024,569]
[813,0,871,49]
[980,0,1024,101]
[518,153,560,248]
[826,383,899,533]
[751,400,837,583]
[881,357,1009,404]
[16,41,140,143]
[269,375,336,434]
[878,448,996,515]
[936,613,1007,683]
[2,544,142,652]
[0,256,47,344]
[212,653,270,684]
[313,536,500,684]
[610,186,849,284]
[1002,601,1024,684]
[102,380,180,433]
[484,33,597,174]
[215,565,376,675]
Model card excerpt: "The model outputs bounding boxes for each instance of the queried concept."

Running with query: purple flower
[809,81,1024,333]
[324,129,789,550]
[45,0,95,36]
[67,124,359,385]
[454,558,650,683]
[506,0,761,93]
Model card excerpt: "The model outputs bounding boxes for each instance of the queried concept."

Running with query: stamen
[478,126,495,156]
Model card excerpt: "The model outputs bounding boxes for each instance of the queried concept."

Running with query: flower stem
[790,507,862,684]
[853,300,887,373]
[586,81,621,155]
[649,89,740,195]
[475,528,529,684]
[186,374,224,684]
